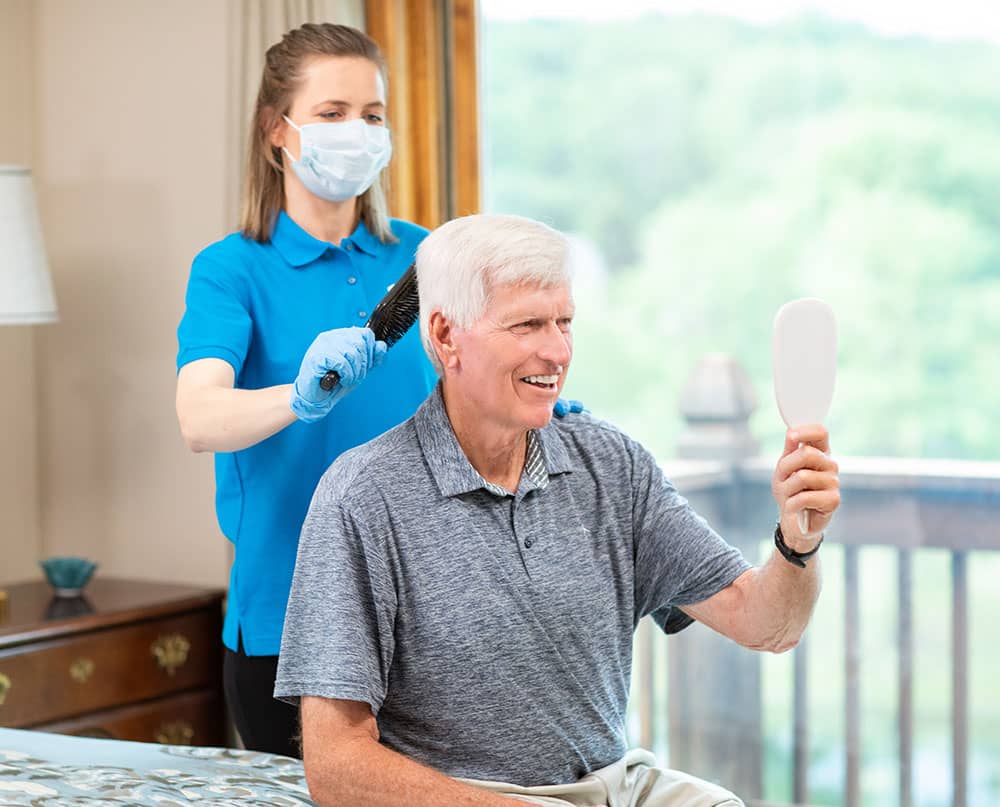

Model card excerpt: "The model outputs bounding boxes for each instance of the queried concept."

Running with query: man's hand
[683,424,833,653]
[771,424,840,552]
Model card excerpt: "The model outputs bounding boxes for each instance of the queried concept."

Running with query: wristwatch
[774,523,823,568]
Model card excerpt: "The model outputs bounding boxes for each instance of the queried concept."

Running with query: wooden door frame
[364,0,480,228]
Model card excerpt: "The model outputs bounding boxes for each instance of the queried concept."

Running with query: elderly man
[275,214,840,806]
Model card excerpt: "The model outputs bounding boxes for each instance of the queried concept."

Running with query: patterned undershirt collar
[479,430,548,497]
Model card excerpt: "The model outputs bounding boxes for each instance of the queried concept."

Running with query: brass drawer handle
[69,657,95,684]
[0,672,10,705]
[155,719,194,745]
[151,633,191,676]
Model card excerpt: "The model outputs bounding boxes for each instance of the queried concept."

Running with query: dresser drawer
[36,688,227,747]
[0,608,221,727]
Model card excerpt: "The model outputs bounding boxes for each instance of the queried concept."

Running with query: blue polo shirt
[177,212,436,655]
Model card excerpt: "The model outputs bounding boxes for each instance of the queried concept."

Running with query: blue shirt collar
[270,210,381,268]
[349,218,381,257]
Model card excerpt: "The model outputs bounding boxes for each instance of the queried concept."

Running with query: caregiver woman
[175,23,436,758]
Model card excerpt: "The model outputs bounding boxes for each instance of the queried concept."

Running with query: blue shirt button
[358,310,367,319]
[347,276,357,285]
[345,242,354,251]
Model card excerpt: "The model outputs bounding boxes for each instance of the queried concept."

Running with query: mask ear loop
[281,115,301,165]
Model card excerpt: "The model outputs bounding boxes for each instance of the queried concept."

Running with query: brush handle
[319,370,340,391]
[316,263,415,394]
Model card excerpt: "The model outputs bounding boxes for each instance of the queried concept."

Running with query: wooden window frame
[365,0,480,228]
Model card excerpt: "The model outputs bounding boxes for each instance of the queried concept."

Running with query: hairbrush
[320,263,420,391]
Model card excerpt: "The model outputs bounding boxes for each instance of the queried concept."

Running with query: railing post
[676,354,760,462]
[899,548,914,807]
[952,551,969,807]
[668,355,763,799]
[845,544,861,807]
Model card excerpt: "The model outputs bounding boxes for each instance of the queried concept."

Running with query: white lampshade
[0,166,58,324]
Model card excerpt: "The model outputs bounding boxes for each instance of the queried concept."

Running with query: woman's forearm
[177,382,298,453]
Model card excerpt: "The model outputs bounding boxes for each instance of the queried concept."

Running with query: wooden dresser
[0,578,226,746]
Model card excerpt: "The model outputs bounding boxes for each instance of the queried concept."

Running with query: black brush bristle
[368,264,419,347]
[319,264,420,391]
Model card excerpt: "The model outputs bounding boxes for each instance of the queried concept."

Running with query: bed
[0,727,316,805]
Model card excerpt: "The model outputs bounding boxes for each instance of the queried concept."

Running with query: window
[480,3,1000,805]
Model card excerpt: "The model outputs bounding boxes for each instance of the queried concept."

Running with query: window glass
[480,3,1000,804]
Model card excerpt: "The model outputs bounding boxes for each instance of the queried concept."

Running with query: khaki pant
[462,749,743,807]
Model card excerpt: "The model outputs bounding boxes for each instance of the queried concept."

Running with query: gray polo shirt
[275,386,751,786]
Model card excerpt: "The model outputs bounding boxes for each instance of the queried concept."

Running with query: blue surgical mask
[282,116,392,202]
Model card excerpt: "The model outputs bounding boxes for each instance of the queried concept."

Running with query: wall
[0,0,41,584]
[34,0,234,586]
[0,0,237,588]
[2,0,366,591]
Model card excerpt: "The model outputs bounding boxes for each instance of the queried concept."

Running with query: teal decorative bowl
[39,556,98,597]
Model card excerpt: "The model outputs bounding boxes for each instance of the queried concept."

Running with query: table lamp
[1,166,58,609]
[0,166,58,324]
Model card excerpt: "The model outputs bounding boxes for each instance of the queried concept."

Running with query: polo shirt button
[358,310,367,319]
[524,539,533,548]
[347,276,357,284]
[345,242,354,251]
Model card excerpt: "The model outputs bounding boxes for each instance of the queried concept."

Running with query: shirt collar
[270,211,382,268]
[413,384,576,499]
[479,431,547,497]
[535,419,576,476]
[270,211,328,267]
[348,218,381,257]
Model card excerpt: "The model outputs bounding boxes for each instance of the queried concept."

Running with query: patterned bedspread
[0,728,315,805]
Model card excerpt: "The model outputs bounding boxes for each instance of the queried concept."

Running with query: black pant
[223,636,301,758]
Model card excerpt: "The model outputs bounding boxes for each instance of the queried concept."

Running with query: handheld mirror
[772,298,837,534]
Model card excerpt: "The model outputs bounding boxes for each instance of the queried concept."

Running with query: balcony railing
[631,356,1000,807]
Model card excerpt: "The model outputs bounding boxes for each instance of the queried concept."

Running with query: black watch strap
[774,523,823,568]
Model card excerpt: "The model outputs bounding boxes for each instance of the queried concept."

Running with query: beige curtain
[225,0,366,226]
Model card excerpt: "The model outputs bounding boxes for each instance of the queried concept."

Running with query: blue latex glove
[553,398,585,418]
[290,326,387,423]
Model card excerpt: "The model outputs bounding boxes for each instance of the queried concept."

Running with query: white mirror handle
[794,441,811,534]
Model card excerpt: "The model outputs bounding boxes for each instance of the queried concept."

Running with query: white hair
[416,214,571,374]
